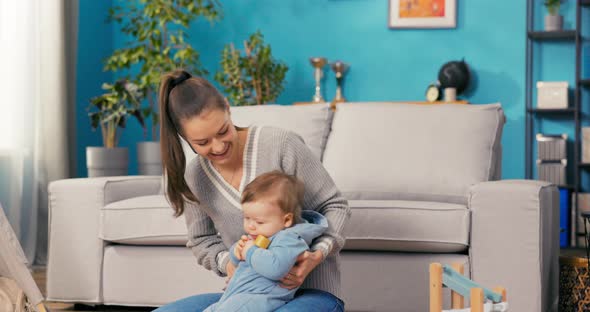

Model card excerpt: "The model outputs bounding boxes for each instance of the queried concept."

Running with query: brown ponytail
[159,69,227,216]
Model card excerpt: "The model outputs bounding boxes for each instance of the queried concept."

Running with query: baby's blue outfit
[203,210,328,312]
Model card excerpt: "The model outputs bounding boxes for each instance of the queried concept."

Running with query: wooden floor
[33,267,154,312]
[34,248,589,311]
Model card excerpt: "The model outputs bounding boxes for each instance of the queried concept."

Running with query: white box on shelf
[537,159,567,185]
[536,133,567,161]
[536,81,568,109]
[572,192,590,247]
[573,193,590,232]
[583,127,590,163]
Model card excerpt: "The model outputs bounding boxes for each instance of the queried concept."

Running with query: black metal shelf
[526,0,585,248]
[527,30,577,40]
[558,184,577,190]
[527,108,577,114]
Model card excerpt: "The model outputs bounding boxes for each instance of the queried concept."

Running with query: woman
[154,69,350,312]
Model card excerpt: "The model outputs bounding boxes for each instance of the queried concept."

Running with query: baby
[204,170,328,312]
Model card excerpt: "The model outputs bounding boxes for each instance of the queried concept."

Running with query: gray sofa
[47,102,559,312]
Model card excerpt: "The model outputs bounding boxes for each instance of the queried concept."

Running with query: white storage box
[582,127,590,163]
[536,81,569,109]
[572,192,590,247]
[536,133,567,160]
[572,193,590,235]
[537,159,567,185]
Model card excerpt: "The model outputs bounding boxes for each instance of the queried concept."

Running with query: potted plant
[87,80,144,177]
[215,31,288,106]
[104,0,221,175]
[544,0,564,31]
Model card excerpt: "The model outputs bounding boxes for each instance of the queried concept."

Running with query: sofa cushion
[181,103,334,166]
[101,195,469,253]
[343,200,469,253]
[100,195,187,245]
[323,103,505,204]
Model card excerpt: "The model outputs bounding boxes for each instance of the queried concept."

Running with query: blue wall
[77,1,577,179]
[76,0,114,177]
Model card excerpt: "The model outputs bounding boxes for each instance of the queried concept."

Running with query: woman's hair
[241,171,305,223]
[159,69,227,216]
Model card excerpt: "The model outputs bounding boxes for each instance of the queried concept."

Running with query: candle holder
[330,61,349,103]
[309,57,328,102]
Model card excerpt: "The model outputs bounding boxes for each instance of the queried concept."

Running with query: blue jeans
[152,289,344,312]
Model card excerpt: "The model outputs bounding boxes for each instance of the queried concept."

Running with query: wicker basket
[560,255,590,312]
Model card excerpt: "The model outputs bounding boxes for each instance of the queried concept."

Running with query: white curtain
[0,0,77,265]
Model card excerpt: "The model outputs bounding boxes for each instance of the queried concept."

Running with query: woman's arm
[182,159,233,276]
[281,132,351,259]
[184,201,231,276]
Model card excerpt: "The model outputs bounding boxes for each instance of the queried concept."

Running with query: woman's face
[180,108,239,166]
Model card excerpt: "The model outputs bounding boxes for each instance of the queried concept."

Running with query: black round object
[438,60,470,94]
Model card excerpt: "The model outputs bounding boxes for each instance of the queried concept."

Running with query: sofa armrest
[468,180,559,312]
[46,176,162,303]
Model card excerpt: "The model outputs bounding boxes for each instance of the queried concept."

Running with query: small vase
[137,141,162,175]
[544,14,563,31]
[86,147,128,177]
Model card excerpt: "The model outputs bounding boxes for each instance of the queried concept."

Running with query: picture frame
[389,0,456,29]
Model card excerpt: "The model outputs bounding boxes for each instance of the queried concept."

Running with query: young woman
[153,69,350,312]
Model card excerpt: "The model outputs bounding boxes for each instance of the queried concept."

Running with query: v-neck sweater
[183,125,351,298]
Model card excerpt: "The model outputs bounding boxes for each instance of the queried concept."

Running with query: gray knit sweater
[183,125,351,298]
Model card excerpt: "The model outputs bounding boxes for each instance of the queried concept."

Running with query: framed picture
[389,0,456,29]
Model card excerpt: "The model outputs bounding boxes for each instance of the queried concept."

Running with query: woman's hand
[279,250,324,289]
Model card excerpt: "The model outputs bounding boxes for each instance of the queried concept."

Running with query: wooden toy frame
[430,263,507,312]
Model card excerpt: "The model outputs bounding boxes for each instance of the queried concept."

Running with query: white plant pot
[137,141,162,175]
[544,14,563,31]
[86,147,128,177]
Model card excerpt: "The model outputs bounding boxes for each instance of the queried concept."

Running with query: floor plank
[33,267,154,312]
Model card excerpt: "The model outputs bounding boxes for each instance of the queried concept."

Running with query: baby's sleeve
[245,233,309,281]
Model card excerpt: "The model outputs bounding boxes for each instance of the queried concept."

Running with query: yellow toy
[253,235,270,249]
[430,263,508,312]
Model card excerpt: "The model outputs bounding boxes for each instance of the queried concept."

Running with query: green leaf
[215,30,288,106]
[97,0,222,140]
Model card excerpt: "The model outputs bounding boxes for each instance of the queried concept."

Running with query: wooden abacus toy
[430,263,508,312]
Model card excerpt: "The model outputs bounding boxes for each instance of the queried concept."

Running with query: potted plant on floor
[104,0,222,175]
[87,80,144,177]
[544,0,564,31]
[215,31,289,106]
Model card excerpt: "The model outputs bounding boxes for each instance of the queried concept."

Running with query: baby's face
[242,200,292,239]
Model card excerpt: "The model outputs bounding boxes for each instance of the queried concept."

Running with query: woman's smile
[208,143,231,160]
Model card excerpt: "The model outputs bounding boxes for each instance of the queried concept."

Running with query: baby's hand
[241,239,256,260]
[234,235,249,261]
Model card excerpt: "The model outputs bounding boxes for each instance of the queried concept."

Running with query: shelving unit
[527,108,577,114]
[527,30,578,40]
[525,0,587,247]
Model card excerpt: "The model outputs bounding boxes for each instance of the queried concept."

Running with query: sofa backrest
[322,103,505,204]
[181,103,333,165]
